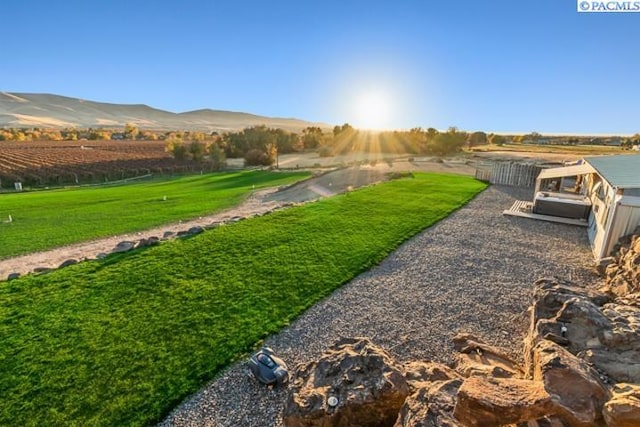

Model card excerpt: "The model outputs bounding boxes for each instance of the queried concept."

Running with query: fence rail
[475,162,544,188]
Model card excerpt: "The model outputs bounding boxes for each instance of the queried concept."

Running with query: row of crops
[0,140,220,188]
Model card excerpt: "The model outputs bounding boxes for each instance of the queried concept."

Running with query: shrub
[317,146,333,157]
[244,149,272,166]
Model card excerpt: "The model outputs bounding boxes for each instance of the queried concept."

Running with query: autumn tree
[489,134,506,146]
[468,131,488,146]
[302,126,323,149]
[124,123,139,140]
[207,142,226,169]
[165,138,187,160]
[189,140,205,161]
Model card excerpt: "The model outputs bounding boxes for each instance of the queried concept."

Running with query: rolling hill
[0,92,329,132]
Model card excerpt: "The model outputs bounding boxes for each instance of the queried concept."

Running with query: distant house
[533,155,640,262]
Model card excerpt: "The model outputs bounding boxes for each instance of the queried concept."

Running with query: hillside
[0,92,328,132]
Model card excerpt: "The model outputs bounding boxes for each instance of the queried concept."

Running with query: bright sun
[353,91,392,130]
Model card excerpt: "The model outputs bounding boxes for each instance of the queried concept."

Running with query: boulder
[452,333,522,379]
[394,379,463,427]
[162,231,175,239]
[603,383,640,427]
[524,278,610,377]
[59,259,78,268]
[135,236,159,249]
[531,340,609,427]
[601,233,640,298]
[525,279,640,384]
[453,376,556,427]
[283,337,410,427]
[187,226,204,235]
[112,241,134,253]
[402,361,461,391]
[7,272,20,280]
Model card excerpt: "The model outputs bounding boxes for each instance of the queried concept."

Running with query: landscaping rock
[283,337,410,427]
[96,252,108,259]
[162,231,175,239]
[603,383,640,427]
[402,361,461,391]
[452,333,523,379]
[525,278,640,384]
[7,272,20,280]
[531,340,609,426]
[453,376,556,427]
[187,226,204,235]
[135,236,159,249]
[601,231,640,298]
[394,379,463,427]
[112,241,134,253]
[58,259,78,268]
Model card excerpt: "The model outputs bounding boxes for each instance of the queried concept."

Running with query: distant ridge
[0,92,329,132]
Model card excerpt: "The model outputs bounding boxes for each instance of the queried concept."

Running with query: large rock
[452,333,522,379]
[531,340,609,427]
[402,361,461,391]
[453,376,556,427]
[602,231,640,297]
[135,236,159,249]
[283,337,410,427]
[112,241,134,253]
[394,380,463,427]
[525,279,640,384]
[603,383,640,427]
[59,259,78,268]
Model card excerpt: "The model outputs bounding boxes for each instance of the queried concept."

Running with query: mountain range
[0,92,329,132]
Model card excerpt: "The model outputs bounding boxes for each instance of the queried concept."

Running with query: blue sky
[1,0,638,134]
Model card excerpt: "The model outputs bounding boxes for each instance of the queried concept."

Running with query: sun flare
[353,91,392,131]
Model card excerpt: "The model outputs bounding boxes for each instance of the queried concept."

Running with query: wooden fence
[475,162,544,188]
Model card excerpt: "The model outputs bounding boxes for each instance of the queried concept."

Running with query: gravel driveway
[159,185,599,427]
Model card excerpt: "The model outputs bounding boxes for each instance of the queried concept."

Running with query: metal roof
[584,155,640,189]
[537,164,595,180]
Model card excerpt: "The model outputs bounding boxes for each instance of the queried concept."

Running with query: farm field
[470,143,625,156]
[0,170,309,259]
[0,139,219,188]
[0,173,486,427]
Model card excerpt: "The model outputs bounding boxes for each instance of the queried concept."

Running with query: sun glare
[353,91,392,131]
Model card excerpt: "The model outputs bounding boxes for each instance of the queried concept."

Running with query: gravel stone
[159,185,599,427]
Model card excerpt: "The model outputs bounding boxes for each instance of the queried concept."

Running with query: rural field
[0,140,217,188]
[0,170,309,258]
[0,172,486,426]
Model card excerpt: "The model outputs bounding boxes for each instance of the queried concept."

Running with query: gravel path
[159,185,599,427]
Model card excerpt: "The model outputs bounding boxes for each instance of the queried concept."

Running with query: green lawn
[0,170,309,259]
[0,173,486,426]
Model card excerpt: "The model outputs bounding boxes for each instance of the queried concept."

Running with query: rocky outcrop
[603,383,640,427]
[285,274,640,427]
[531,340,609,426]
[283,337,410,427]
[453,333,523,379]
[525,278,640,385]
[395,379,463,427]
[453,376,556,427]
[602,229,640,297]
